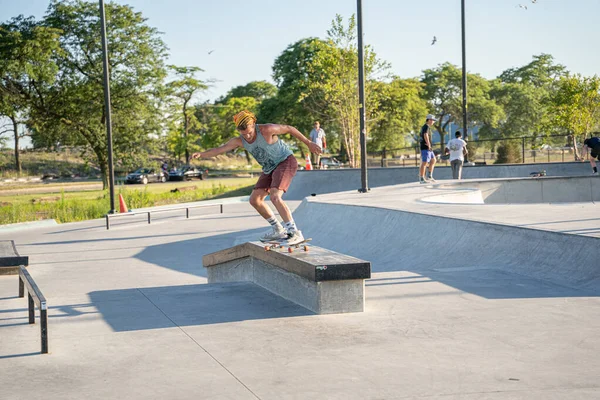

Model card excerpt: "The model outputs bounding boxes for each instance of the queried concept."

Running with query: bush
[495,141,522,164]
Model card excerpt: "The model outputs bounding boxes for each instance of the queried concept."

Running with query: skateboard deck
[530,170,547,177]
[264,238,312,253]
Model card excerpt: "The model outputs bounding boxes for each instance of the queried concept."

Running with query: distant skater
[581,136,600,175]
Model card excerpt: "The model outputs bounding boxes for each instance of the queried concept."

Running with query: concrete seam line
[136,288,262,400]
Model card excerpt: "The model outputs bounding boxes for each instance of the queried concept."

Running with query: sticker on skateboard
[264,238,312,253]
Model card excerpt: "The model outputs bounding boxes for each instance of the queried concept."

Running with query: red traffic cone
[118,194,129,213]
[305,154,312,171]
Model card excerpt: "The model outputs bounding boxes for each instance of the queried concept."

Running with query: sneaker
[284,229,305,245]
[260,227,287,242]
[419,177,428,184]
[428,176,437,182]
[593,172,598,176]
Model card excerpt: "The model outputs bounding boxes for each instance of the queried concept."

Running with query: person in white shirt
[309,121,326,169]
[444,131,468,179]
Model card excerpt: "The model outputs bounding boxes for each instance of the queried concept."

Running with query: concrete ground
[1,176,600,400]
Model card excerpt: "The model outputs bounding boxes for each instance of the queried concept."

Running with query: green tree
[218,80,277,103]
[549,74,600,159]
[489,54,568,142]
[302,15,389,167]
[0,15,62,174]
[368,77,428,151]
[421,62,504,150]
[268,37,332,156]
[166,65,208,163]
[32,0,169,188]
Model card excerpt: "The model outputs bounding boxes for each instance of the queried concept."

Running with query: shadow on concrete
[134,227,264,278]
[88,282,313,332]
[21,230,235,247]
[0,352,40,359]
[130,225,600,300]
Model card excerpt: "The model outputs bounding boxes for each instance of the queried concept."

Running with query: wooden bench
[0,240,29,275]
[203,242,371,314]
[18,266,49,354]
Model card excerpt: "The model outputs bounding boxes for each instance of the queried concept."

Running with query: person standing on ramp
[192,110,322,244]
[581,136,600,175]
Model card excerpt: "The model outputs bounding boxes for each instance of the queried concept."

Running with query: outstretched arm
[192,137,242,159]
[262,124,322,154]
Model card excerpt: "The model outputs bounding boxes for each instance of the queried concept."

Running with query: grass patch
[0,178,256,225]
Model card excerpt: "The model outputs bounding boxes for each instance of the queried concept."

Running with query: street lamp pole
[99,0,116,214]
[357,0,369,193]
[461,0,468,139]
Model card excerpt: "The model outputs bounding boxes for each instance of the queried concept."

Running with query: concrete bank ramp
[292,199,600,293]
[285,162,589,200]
[422,176,600,204]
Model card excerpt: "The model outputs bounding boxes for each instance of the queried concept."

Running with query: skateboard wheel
[303,245,309,251]
[288,247,293,253]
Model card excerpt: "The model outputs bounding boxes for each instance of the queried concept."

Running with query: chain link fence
[365,134,578,168]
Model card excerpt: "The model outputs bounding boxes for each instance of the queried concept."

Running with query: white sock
[283,220,297,232]
[267,216,283,231]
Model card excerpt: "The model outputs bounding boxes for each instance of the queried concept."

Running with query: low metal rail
[18,266,48,354]
[105,202,224,230]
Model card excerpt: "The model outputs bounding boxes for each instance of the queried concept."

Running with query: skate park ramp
[421,176,600,204]
[292,179,600,293]
[284,161,590,200]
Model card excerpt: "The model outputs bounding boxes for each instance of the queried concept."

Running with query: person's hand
[308,142,322,154]
[192,152,201,159]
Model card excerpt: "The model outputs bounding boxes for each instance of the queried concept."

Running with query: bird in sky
[518,4,528,9]
[531,0,537,3]
[431,36,437,45]
[208,50,215,55]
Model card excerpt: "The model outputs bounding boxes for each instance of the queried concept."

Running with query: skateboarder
[192,110,322,244]
[581,136,600,175]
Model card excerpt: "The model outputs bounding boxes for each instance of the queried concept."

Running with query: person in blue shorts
[582,136,600,175]
[419,114,437,184]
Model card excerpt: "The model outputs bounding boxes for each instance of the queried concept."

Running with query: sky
[1,0,599,104]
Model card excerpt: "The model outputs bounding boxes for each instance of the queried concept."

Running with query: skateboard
[264,238,312,253]
[530,170,547,177]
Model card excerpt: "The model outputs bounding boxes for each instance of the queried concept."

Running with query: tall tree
[302,15,389,167]
[218,80,277,103]
[0,15,62,174]
[166,65,208,163]
[549,74,600,159]
[489,54,568,142]
[368,77,428,151]
[32,0,169,188]
[421,62,503,150]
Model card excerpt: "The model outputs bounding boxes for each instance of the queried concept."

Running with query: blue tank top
[240,125,293,174]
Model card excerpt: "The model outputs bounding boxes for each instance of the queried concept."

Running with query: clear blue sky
[1,0,599,103]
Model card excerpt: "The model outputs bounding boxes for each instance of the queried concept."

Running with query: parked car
[125,168,167,184]
[319,157,342,169]
[168,165,207,181]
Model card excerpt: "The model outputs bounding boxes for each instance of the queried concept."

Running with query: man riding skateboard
[581,136,600,175]
[192,110,321,244]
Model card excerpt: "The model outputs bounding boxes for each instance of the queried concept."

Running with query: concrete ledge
[203,242,371,314]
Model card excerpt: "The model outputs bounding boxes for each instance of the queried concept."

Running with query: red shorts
[254,155,298,192]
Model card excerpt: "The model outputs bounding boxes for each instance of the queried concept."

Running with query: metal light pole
[461,0,468,139]
[99,0,116,214]
[357,0,369,193]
